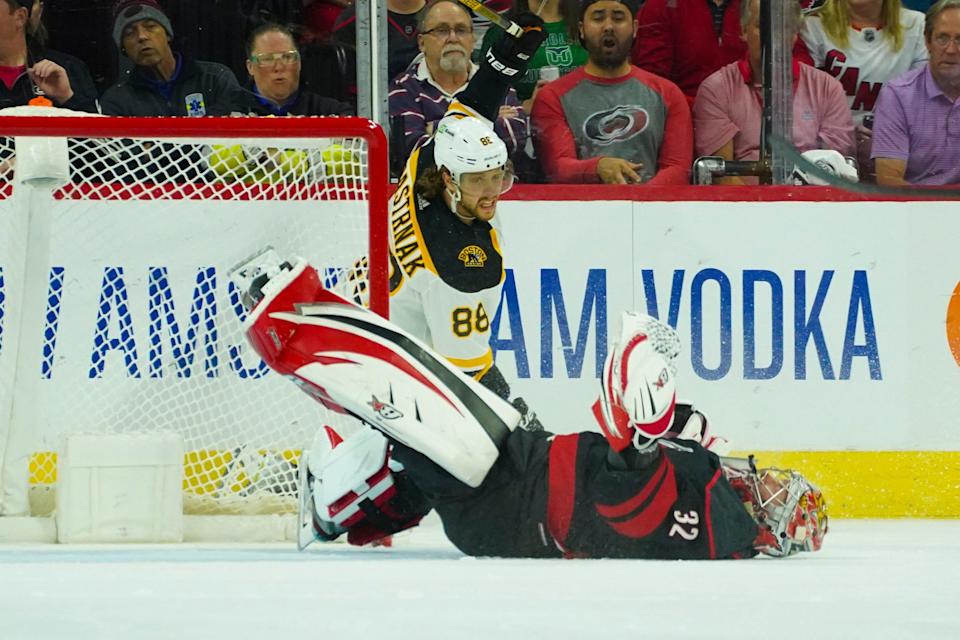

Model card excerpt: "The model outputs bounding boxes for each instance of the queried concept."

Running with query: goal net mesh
[0,110,388,518]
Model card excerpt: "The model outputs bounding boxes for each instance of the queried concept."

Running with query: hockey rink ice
[1,516,957,640]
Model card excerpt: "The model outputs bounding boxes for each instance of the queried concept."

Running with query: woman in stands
[800,0,928,178]
[243,22,352,116]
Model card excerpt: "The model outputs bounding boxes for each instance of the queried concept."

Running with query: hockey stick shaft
[454,0,524,38]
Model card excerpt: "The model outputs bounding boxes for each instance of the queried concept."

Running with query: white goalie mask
[433,115,510,210]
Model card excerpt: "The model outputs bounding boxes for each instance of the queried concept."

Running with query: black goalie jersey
[387,116,505,380]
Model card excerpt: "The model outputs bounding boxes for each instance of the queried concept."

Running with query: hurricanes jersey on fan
[387,103,504,380]
[801,10,928,124]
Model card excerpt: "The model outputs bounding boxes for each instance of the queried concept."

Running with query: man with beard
[389,0,527,161]
[531,0,692,184]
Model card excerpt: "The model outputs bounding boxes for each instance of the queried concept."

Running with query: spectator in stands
[243,22,353,115]
[480,0,587,111]
[0,0,97,111]
[532,0,692,184]
[389,0,527,160]
[633,0,813,107]
[872,0,960,186]
[801,0,928,175]
[101,0,246,116]
[334,0,426,82]
[694,0,855,183]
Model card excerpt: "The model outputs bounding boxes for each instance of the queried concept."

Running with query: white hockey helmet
[433,115,508,184]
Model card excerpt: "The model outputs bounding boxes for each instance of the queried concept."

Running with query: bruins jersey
[388,132,505,379]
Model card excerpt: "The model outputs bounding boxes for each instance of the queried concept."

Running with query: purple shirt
[872,65,960,186]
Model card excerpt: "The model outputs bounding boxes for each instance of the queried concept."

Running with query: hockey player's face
[452,166,509,222]
[579,3,636,69]
[121,19,173,68]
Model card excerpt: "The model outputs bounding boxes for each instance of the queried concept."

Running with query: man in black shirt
[333,0,425,82]
[100,0,246,116]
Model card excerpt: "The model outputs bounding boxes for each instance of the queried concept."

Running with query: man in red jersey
[531,0,693,184]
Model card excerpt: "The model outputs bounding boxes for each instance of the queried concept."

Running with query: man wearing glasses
[101,0,246,116]
[244,23,352,117]
[390,0,527,160]
[872,0,960,186]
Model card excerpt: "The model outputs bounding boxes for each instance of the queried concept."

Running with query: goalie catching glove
[593,312,730,454]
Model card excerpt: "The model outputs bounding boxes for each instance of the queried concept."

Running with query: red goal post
[0,112,389,540]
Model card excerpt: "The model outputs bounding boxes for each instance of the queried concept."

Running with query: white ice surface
[1,516,957,640]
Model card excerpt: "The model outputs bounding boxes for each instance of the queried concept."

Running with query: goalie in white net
[231,252,828,559]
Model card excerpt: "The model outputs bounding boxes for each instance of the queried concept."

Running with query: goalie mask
[434,115,511,211]
[724,459,829,557]
[593,331,677,453]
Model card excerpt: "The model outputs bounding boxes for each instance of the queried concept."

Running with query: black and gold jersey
[388,128,505,379]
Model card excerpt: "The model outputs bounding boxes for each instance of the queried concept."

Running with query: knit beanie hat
[112,0,174,48]
[579,0,638,18]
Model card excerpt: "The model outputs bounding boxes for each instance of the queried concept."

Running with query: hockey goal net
[0,109,388,531]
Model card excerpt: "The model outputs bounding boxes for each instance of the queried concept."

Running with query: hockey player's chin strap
[448,185,479,224]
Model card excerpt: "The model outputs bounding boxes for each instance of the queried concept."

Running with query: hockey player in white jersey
[388,115,511,388]
[383,11,548,408]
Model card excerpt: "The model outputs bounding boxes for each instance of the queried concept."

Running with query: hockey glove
[458,12,547,120]
[511,397,544,432]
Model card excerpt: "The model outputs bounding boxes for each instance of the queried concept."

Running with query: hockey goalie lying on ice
[232,252,828,559]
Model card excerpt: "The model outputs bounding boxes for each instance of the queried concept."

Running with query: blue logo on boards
[0,266,881,382]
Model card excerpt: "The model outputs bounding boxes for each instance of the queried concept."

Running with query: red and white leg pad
[242,257,520,488]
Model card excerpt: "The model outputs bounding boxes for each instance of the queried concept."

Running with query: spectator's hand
[598,157,644,184]
[28,60,74,105]
[498,105,520,120]
[522,79,550,113]
[855,123,872,147]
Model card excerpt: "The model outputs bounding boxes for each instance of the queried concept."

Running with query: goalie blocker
[235,253,827,559]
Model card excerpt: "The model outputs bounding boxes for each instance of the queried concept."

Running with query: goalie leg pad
[240,256,521,488]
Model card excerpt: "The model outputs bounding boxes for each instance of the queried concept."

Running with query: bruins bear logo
[458,245,487,268]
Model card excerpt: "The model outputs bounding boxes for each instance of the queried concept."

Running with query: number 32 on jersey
[451,303,490,338]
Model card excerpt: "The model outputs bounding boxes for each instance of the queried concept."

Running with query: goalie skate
[238,256,521,488]
[297,422,393,550]
[228,247,292,312]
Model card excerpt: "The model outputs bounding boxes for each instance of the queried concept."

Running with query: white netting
[0,110,386,517]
